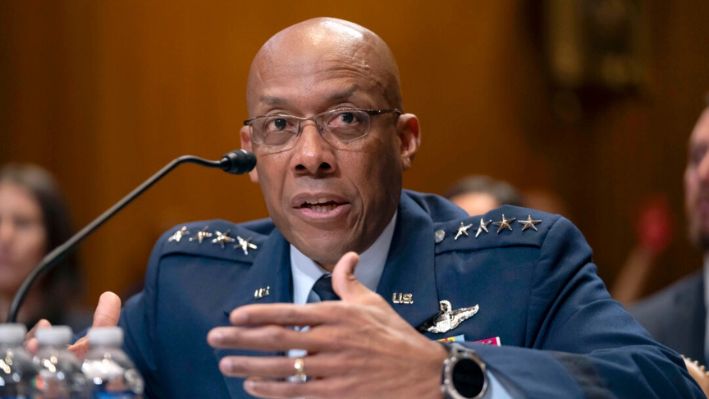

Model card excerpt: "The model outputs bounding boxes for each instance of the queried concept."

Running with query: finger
[208,325,322,352]
[219,355,296,378]
[331,252,370,301]
[218,355,328,379]
[222,353,347,379]
[67,336,89,359]
[229,302,339,326]
[244,376,347,399]
[25,319,52,354]
[92,291,122,327]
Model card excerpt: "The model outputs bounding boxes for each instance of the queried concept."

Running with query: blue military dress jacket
[119,190,702,398]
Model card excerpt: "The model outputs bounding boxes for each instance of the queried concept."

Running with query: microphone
[220,149,257,174]
[6,149,256,323]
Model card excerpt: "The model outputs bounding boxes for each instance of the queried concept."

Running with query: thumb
[68,291,122,359]
[332,251,369,301]
[92,291,122,327]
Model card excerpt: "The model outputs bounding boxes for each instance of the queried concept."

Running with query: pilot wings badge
[425,300,479,334]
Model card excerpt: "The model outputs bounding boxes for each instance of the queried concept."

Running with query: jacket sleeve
[469,216,703,399]
[119,229,169,399]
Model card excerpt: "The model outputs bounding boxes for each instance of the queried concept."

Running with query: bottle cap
[36,326,73,346]
[87,326,124,346]
[0,323,27,345]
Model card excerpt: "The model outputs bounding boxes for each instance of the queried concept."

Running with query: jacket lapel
[215,229,292,398]
[377,193,441,330]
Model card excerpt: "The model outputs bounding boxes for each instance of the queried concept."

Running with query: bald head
[247,18,402,114]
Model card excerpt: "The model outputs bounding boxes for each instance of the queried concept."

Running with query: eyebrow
[258,85,361,108]
[324,85,360,103]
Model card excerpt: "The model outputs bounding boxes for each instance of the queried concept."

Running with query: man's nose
[291,122,337,176]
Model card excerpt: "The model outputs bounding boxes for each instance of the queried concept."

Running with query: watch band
[441,343,488,399]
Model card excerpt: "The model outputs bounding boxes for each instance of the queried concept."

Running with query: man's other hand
[67,291,122,359]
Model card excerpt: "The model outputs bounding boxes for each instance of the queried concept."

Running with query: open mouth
[297,200,345,213]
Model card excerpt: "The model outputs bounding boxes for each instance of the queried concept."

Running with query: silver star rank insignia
[454,221,473,240]
[168,226,190,243]
[236,236,258,255]
[212,230,236,248]
[493,214,516,234]
[517,214,542,231]
[426,300,479,334]
[475,218,492,238]
[189,227,213,244]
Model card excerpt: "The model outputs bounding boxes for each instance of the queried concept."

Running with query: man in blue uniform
[78,18,701,398]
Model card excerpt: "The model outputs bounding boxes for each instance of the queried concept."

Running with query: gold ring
[293,357,307,381]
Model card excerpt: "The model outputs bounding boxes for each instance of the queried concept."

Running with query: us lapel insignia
[254,286,270,299]
[392,292,414,304]
[426,300,479,334]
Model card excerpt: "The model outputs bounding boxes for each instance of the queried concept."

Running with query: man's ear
[240,126,259,183]
[396,113,421,170]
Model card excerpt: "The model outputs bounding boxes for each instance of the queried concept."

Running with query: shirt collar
[290,212,398,305]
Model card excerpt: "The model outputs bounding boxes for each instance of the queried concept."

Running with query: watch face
[452,357,485,398]
[443,345,487,399]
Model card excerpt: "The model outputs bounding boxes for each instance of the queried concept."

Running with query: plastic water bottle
[81,327,143,398]
[34,326,89,399]
[0,323,38,398]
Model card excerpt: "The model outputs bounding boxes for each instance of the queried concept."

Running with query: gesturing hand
[25,291,121,358]
[67,291,122,359]
[208,252,447,399]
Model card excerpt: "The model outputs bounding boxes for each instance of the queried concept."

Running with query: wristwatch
[441,343,488,399]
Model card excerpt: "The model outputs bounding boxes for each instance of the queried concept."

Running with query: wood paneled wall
[1,1,708,304]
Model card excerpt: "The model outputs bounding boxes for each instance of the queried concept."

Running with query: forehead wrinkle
[255,85,371,118]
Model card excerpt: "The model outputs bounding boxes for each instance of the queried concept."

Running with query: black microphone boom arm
[7,149,256,323]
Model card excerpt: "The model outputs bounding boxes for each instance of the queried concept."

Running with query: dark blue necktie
[310,274,340,301]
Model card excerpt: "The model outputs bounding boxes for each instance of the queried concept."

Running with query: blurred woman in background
[0,163,88,329]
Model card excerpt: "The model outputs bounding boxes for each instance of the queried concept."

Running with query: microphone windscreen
[221,149,256,174]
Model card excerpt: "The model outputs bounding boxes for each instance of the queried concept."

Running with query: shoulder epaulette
[157,219,268,262]
[433,205,558,254]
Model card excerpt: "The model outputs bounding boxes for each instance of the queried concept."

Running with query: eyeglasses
[243,108,400,152]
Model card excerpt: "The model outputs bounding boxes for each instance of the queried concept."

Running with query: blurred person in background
[630,104,709,390]
[446,175,676,308]
[611,195,674,306]
[0,163,89,330]
[445,175,523,216]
